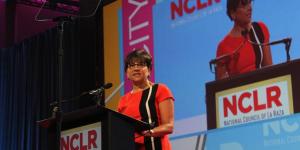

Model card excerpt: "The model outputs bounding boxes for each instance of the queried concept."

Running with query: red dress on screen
[118,83,174,150]
[217,21,270,76]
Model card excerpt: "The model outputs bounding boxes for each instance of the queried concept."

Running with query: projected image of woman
[118,49,174,150]
[215,0,273,80]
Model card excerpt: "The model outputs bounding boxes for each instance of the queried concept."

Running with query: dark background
[0,0,114,149]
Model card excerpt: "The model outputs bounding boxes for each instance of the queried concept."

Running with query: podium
[206,59,300,130]
[38,105,151,150]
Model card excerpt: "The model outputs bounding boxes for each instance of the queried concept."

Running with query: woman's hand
[141,129,154,137]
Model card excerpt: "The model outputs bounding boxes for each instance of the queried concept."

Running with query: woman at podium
[215,0,273,80]
[118,49,175,150]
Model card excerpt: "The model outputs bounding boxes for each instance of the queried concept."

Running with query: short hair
[227,0,253,20]
[124,48,152,72]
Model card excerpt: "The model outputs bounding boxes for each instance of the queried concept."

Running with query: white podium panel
[61,122,102,150]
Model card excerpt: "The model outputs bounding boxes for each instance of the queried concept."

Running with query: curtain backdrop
[0,21,83,150]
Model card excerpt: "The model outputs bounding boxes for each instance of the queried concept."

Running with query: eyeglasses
[127,63,147,69]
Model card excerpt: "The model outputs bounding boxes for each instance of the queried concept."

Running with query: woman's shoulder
[253,21,270,40]
[154,83,174,101]
[217,34,239,56]
[155,83,169,89]
[218,35,232,47]
[253,21,269,33]
[152,83,172,94]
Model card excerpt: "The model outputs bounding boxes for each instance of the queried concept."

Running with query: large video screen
[103,0,300,138]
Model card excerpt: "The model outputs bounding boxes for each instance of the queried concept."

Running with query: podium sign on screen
[206,59,300,130]
[61,122,102,150]
[216,75,294,128]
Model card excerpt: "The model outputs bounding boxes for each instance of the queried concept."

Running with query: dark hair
[227,0,253,20]
[124,48,152,72]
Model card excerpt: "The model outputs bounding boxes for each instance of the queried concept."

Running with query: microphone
[49,83,113,107]
[269,37,292,61]
[268,38,292,46]
[248,36,292,47]
[209,52,236,74]
[209,53,231,67]
[243,29,292,61]
[89,83,113,95]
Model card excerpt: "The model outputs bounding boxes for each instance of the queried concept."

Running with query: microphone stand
[50,83,112,107]
[246,33,292,63]
[34,1,104,148]
[53,16,74,150]
[97,92,105,106]
[265,38,292,62]
[284,39,292,62]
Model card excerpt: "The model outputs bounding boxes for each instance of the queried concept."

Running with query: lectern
[206,59,300,130]
[38,105,151,150]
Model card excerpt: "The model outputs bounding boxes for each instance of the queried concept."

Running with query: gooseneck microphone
[242,29,292,62]
[209,54,231,66]
[49,83,113,107]
[89,83,113,95]
[90,83,113,106]
[268,38,292,46]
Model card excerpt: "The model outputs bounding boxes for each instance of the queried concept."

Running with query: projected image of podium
[206,59,300,130]
[38,105,151,150]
